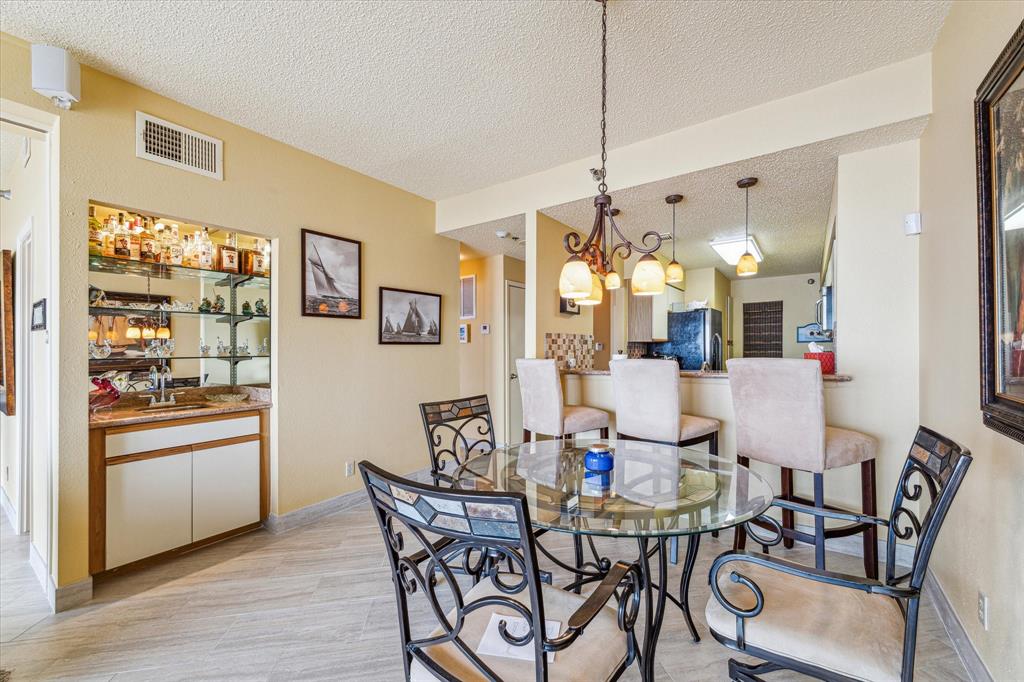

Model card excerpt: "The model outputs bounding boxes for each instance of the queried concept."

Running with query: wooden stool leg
[862,459,879,579]
[708,432,719,455]
[781,467,795,549]
[599,427,609,439]
[733,456,749,551]
[813,473,826,570]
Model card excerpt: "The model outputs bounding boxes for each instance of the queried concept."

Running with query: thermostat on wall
[481,323,490,335]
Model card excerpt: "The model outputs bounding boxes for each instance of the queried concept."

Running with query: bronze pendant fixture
[559,0,666,300]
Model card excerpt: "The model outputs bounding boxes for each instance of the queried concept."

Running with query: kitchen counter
[89,386,272,429]
[562,368,852,382]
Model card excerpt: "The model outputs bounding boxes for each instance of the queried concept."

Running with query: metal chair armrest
[545,561,641,651]
[769,497,889,527]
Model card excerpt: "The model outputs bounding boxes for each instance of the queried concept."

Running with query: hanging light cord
[598,0,608,195]
[745,186,750,243]
[672,202,677,261]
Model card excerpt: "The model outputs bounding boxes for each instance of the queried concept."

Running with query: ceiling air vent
[135,112,223,180]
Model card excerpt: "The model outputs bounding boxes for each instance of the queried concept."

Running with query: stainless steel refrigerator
[652,309,724,370]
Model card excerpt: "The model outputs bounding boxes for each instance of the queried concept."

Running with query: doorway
[505,281,525,443]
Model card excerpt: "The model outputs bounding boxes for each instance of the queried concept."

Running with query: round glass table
[454,438,773,681]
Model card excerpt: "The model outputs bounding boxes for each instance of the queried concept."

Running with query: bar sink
[137,403,209,413]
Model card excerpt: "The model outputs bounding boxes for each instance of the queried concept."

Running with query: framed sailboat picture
[301,229,361,319]
[379,287,441,345]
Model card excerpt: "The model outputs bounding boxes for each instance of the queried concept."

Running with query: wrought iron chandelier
[559,0,666,300]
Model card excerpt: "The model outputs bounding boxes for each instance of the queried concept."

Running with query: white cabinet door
[106,453,192,569]
[192,439,260,542]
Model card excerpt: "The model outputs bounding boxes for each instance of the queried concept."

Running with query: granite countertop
[562,368,852,382]
[89,386,272,429]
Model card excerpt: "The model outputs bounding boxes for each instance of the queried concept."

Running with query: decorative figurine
[241,301,253,316]
[254,298,268,316]
[211,294,226,313]
[217,337,231,356]
[89,339,112,359]
[199,338,211,357]
[257,337,269,355]
[237,340,250,357]
[199,297,213,313]
[89,285,108,307]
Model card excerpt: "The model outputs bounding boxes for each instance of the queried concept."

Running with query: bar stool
[610,358,722,561]
[516,359,610,442]
[609,358,720,453]
[727,358,880,578]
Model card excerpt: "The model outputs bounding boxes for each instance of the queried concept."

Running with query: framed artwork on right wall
[976,21,1024,443]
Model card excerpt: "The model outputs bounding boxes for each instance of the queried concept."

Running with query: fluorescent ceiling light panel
[709,236,763,265]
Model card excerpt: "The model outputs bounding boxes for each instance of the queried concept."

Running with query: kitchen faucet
[148,365,178,406]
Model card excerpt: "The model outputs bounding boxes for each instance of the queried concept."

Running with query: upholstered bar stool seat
[826,426,878,469]
[564,405,612,434]
[680,414,721,441]
[704,562,904,682]
[517,359,610,442]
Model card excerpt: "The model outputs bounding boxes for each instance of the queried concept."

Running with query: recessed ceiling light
[709,236,763,265]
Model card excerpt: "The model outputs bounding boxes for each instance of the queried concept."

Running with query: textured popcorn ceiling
[541,118,929,279]
[451,215,528,262]
[0,1,949,200]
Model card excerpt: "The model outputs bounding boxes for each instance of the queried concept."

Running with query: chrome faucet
[147,365,177,406]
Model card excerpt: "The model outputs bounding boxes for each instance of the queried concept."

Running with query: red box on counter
[804,351,835,375]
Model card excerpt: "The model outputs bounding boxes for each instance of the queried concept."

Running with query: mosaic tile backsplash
[544,333,595,370]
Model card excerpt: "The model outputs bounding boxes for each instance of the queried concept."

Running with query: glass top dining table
[453,438,774,538]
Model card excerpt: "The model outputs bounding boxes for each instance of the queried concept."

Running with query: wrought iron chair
[360,461,642,681]
[704,426,971,682]
[420,395,496,487]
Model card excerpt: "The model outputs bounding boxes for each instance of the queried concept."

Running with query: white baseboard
[28,540,48,593]
[0,485,18,532]
[923,572,993,682]
[264,467,433,535]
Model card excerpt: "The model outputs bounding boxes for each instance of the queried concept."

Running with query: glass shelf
[89,306,270,322]
[89,354,270,363]
[89,255,270,288]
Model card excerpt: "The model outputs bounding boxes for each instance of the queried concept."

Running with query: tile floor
[1,507,969,681]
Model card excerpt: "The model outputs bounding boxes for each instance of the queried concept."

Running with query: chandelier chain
[671,203,677,260]
[598,0,608,194]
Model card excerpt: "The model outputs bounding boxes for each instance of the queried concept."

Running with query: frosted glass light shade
[604,269,621,291]
[665,260,685,285]
[87,329,99,342]
[559,255,593,299]
[577,273,603,306]
[736,252,758,277]
[125,325,141,340]
[156,326,171,340]
[631,254,665,296]
[141,326,156,340]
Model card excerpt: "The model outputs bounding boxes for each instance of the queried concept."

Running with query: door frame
[503,280,525,445]
[1,100,59,587]
[15,223,32,535]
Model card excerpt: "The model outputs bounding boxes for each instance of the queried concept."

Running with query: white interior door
[506,281,525,443]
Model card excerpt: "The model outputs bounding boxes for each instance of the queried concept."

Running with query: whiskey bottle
[163,224,184,266]
[198,228,214,270]
[128,216,142,261]
[101,215,116,258]
[140,218,159,263]
[88,206,103,257]
[113,212,131,259]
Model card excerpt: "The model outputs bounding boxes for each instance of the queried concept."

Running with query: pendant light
[577,272,604,306]
[125,319,142,340]
[736,177,759,277]
[558,0,664,298]
[664,194,685,286]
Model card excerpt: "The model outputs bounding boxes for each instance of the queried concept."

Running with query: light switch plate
[977,592,989,630]
[904,212,922,235]
[345,461,355,477]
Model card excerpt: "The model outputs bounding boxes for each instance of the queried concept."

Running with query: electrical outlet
[345,461,355,477]
[977,592,989,631]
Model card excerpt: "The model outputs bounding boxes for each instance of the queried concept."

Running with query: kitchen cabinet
[106,452,193,569]
[627,282,683,343]
[91,409,268,574]
[193,440,261,541]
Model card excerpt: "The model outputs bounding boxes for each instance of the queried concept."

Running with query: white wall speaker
[31,45,80,110]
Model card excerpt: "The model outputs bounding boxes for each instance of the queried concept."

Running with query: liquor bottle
[163,223,184,266]
[139,218,159,263]
[88,206,103,257]
[101,215,116,258]
[182,234,195,268]
[198,228,214,270]
[128,216,142,261]
[113,212,131,259]
[217,232,239,273]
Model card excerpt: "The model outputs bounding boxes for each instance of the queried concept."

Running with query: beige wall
[534,212,593,352]
[832,139,921,516]
[1,34,460,587]
[919,3,1024,678]
[731,272,821,359]
[0,130,51,565]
